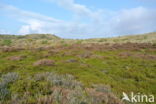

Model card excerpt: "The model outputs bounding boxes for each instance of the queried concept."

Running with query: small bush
[41,40,48,44]
[33,59,55,66]
[66,59,78,63]
[0,72,123,104]
[0,72,19,102]
[0,87,11,101]
[1,72,19,85]
[7,55,26,61]
[2,39,12,46]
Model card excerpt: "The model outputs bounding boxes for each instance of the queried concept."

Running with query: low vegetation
[0,32,156,104]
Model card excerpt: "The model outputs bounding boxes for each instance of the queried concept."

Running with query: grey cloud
[110,7,156,36]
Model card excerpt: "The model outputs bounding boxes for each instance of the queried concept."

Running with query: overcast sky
[0,0,156,38]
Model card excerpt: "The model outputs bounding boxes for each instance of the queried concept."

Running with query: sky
[0,0,156,39]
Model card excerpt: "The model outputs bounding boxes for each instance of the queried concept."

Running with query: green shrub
[0,72,19,102]
[1,72,19,85]
[41,40,48,44]
[0,87,11,101]
[2,39,12,46]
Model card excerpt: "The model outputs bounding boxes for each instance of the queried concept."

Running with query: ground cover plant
[0,32,156,104]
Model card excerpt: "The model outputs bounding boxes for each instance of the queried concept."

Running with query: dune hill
[0,32,156,104]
